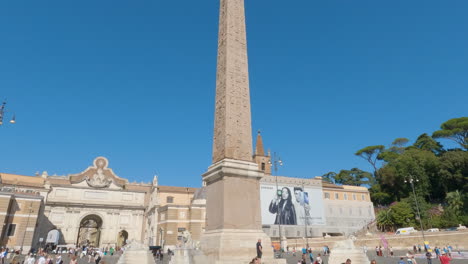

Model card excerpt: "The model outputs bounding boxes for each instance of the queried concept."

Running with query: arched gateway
[77,214,103,247]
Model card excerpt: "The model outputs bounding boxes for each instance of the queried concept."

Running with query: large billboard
[260,184,325,225]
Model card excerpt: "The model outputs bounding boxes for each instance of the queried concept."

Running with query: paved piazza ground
[3,249,467,263]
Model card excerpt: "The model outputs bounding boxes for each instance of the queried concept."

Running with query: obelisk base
[193,229,285,264]
[195,159,286,264]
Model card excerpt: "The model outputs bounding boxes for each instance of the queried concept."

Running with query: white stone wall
[47,184,146,207]
[38,185,147,247]
[143,186,159,246]
[323,199,375,235]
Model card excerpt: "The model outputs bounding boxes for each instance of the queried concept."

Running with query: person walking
[407,252,414,264]
[439,252,451,264]
[69,255,78,264]
[55,255,64,264]
[25,253,35,264]
[256,239,262,259]
[308,249,314,263]
[316,253,323,264]
[46,254,54,264]
[0,249,5,264]
[94,252,102,264]
[370,260,377,264]
[425,251,432,264]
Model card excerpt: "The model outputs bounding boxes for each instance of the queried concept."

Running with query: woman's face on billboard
[281,187,289,200]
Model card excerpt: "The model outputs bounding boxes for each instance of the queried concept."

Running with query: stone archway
[76,214,103,247]
[117,230,128,248]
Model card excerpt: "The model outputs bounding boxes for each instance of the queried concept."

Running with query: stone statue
[181,230,193,248]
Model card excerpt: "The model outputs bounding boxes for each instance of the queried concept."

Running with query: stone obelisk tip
[211,0,253,164]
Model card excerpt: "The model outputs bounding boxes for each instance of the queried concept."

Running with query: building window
[344,194,348,200]
[324,192,330,199]
[7,224,16,236]
[362,194,365,201]
[261,163,265,171]
[353,194,357,200]
[179,212,186,219]
[167,196,174,203]
[335,193,339,199]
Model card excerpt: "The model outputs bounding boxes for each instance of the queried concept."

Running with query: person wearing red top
[439,252,451,264]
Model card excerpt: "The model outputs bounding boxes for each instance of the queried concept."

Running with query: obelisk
[196,0,285,263]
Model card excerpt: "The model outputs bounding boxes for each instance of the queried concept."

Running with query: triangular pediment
[69,157,128,188]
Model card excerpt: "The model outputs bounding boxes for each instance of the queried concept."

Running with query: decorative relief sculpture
[85,157,113,188]
[86,168,112,188]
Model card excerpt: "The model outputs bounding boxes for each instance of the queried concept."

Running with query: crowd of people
[249,240,458,264]
[0,244,123,264]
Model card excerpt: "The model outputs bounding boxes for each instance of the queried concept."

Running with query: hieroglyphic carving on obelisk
[212,0,253,164]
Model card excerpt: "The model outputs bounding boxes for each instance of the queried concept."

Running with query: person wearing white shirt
[25,254,35,264]
[36,253,46,264]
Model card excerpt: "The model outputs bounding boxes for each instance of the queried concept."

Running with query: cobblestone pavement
[3,250,467,264]
[280,250,468,264]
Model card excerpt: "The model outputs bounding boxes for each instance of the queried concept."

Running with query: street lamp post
[0,101,16,125]
[405,176,426,247]
[268,153,283,250]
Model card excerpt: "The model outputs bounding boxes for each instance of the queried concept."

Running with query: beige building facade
[0,155,374,252]
[0,157,205,252]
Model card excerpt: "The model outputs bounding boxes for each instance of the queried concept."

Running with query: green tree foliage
[433,117,468,150]
[335,168,373,186]
[355,145,385,178]
[389,201,415,228]
[412,133,444,154]
[369,184,392,205]
[345,117,468,229]
[376,209,394,232]
[389,138,410,154]
[446,190,464,216]
[377,149,440,202]
[321,172,336,184]
[439,150,468,194]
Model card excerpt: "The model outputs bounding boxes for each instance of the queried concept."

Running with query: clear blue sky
[1,0,466,187]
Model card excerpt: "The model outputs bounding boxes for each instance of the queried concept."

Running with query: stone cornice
[202,159,264,184]
[45,201,146,210]
[260,175,322,188]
